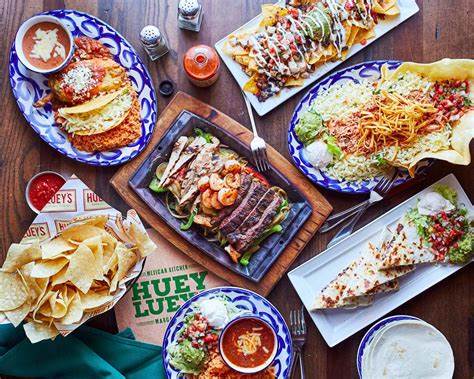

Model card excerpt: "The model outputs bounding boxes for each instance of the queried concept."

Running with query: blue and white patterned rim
[9,9,157,166]
[288,60,432,194]
[356,314,421,378]
[162,286,293,379]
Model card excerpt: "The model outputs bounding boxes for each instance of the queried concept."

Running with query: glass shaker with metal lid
[139,25,169,61]
[177,0,203,32]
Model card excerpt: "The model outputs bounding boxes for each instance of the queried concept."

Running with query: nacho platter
[288,173,472,347]
[215,0,419,116]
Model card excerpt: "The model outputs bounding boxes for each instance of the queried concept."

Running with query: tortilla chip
[2,242,41,272]
[41,237,76,259]
[260,4,287,27]
[80,290,114,310]
[285,78,305,87]
[23,321,59,344]
[58,292,83,325]
[4,300,31,327]
[30,257,69,278]
[243,75,260,95]
[64,244,96,294]
[109,243,137,292]
[128,224,156,258]
[0,271,28,311]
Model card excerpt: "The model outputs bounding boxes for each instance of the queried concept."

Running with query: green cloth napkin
[0,324,165,379]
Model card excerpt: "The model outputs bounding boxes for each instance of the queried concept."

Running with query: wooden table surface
[1,0,472,378]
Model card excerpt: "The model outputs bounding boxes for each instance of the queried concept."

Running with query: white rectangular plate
[288,174,472,347]
[215,0,419,116]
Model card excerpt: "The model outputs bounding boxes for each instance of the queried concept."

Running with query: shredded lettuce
[295,109,324,146]
[323,134,342,159]
[406,207,430,240]
[434,185,458,205]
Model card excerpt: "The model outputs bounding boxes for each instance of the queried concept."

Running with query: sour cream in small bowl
[219,315,278,374]
[15,15,74,74]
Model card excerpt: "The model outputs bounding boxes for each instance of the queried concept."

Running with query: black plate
[129,111,312,282]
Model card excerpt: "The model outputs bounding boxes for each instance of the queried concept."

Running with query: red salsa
[221,318,275,369]
[28,173,65,211]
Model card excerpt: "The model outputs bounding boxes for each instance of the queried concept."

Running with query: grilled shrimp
[201,189,213,209]
[217,188,238,206]
[211,191,224,210]
[224,173,241,189]
[197,176,210,192]
[209,173,224,191]
[223,159,241,174]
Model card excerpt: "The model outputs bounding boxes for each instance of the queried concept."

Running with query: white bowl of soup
[15,15,74,74]
[219,316,278,374]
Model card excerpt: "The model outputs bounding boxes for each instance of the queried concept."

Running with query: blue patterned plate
[9,10,157,166]
[162,287,293,379]
[288,60,431,194]
[356,315,421,378]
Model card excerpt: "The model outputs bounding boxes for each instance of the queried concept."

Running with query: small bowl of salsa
[15,15,74,74]
[219,316,278,374]
[26,171,66,213]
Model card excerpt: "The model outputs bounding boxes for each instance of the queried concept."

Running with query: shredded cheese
[30,28,66,62]
[61,65,96,94]
[237,331,262,356]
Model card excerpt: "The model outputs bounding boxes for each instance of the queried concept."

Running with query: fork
[290,307,307,379]
[241,90,270,172]
[325,169,399,248]
[320,169,399,234]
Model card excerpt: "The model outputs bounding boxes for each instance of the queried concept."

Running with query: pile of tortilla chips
[225,1,401,96]
[0,215,155,343]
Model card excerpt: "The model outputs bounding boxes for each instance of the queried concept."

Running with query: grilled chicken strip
[158,136,188,187]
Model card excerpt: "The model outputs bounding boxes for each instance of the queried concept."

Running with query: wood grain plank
[111,91,332,296]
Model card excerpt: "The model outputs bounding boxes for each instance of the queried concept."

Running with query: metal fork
[320,169,399,234]
[290,307,307,379]
[241,90,270,172]
[325,169,399,248]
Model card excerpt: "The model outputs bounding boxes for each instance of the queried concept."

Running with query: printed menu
[115,229,228,345]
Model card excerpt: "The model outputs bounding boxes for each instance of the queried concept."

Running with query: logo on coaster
[22,222,50,242]
[42,190,77,212]
[83,189,109,211]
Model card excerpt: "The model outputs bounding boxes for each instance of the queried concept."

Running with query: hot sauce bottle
[183,44,220,87]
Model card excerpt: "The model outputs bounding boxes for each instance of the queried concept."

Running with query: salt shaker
[177,0,203,32]
[140,25,169,61]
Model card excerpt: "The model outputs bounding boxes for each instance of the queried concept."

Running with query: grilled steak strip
[219,180,267,236]
[226,188,276,245]
[234,196,282,252]
[213,174,252,225]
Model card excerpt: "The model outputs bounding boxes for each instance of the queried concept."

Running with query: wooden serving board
[110,92,332,296]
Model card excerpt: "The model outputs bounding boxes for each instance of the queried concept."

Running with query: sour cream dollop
[417,192,454,216]
[304,140,332,169]
[198,298,229,329]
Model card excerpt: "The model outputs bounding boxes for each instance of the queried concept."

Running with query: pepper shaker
[140,25,169,61]
[177,0,203,32]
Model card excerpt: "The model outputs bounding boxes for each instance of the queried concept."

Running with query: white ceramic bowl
[219,315,278,374]
[15,15,74,74]
[25,171,66,213]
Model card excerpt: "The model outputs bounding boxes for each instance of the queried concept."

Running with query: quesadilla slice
[312,244,412,310]
[340,279,400,308]
[378,223,437,269]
